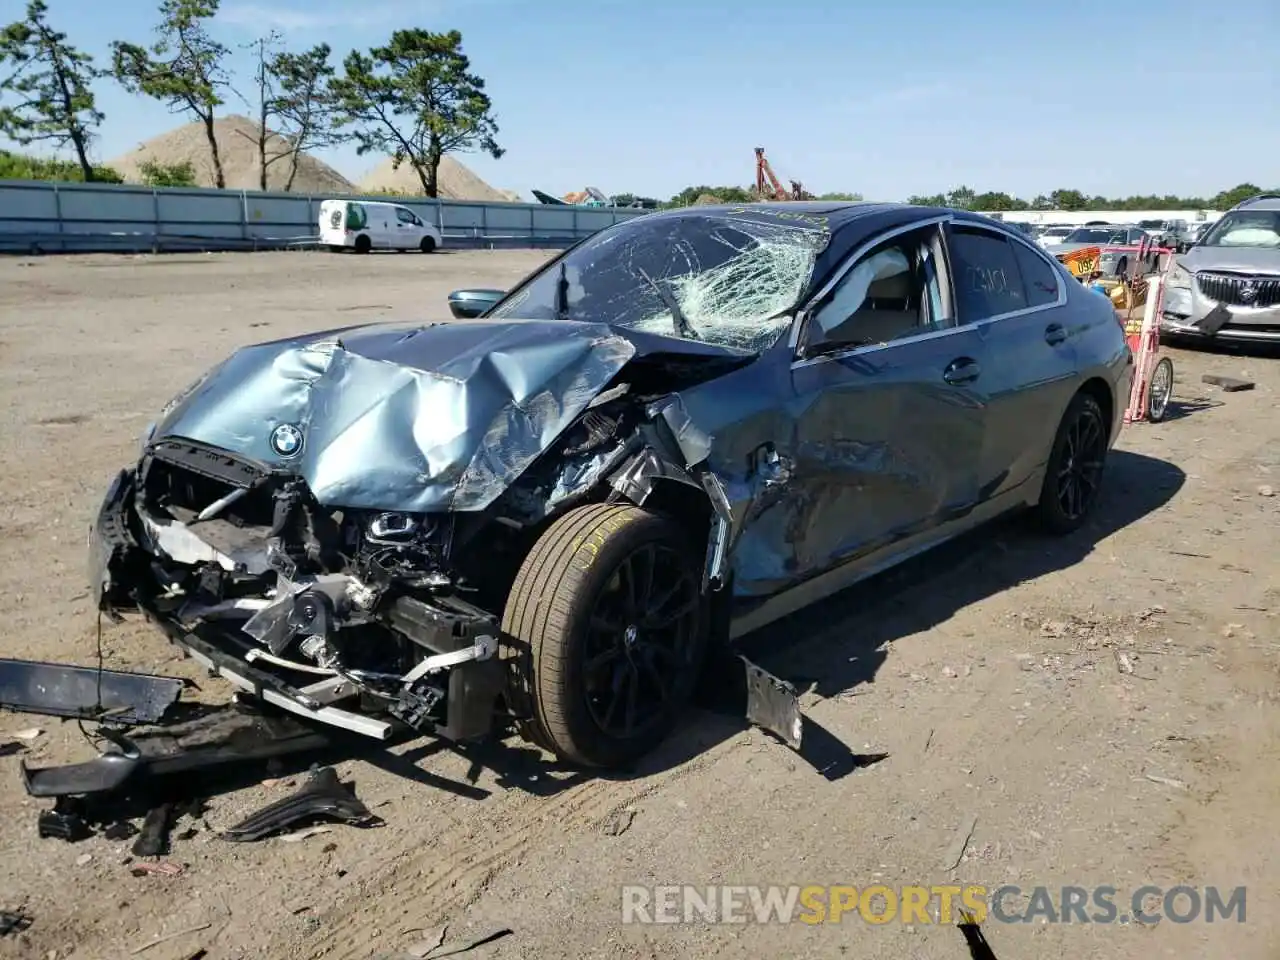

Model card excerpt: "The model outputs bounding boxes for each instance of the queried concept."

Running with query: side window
[807,225,948,349]
[1010,239,1060,308]
[395,207,417,224]
[945,226,1028,322]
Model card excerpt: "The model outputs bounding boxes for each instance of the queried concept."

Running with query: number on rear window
[1010,239,1060,308]
[946,226,1029,322]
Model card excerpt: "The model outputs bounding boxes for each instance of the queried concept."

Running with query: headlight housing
[1166,262,1193,289]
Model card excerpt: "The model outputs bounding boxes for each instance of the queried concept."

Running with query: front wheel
[1035,392,1110,534]
[1147,357,1174,422]
[419,235,437,253]
[501,504,707,768]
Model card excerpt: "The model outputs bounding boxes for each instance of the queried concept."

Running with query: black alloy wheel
[1036,392,1110,534]
[581,542,700,740]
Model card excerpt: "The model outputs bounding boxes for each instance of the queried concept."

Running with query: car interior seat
[846,267,920,344]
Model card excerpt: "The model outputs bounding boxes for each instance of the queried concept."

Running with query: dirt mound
[359,154,512,202]
[108,114,355,194]
[694,193,722,205]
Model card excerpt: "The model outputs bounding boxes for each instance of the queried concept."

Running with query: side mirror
[447,288,505,319]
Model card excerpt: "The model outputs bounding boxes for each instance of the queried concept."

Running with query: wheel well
[640,478,735,647]
[643,479,714,547]
[1078,376,1114,439]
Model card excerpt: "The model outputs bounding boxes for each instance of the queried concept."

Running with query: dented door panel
[786,329,987,582]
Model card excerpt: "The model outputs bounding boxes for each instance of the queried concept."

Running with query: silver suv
[1161,194,1280,344]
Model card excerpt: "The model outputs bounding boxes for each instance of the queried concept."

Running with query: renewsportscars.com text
[620,884,1246,926]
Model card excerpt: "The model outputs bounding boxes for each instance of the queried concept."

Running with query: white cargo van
[318,199,443,253]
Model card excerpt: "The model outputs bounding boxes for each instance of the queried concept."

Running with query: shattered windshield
[486,210,831,352]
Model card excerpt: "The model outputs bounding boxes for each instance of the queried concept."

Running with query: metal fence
[0,179,651,254]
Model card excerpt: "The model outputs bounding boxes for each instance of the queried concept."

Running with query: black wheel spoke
[1056,406,1107,521]
[622,666,639,735]
[646,597,699,630]
[582,539,700,741]
[585,647,620,677]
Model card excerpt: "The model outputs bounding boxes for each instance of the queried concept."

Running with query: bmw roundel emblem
[270,422,304,458]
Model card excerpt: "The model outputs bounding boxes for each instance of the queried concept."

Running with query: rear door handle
[1045,322,1067,346]
[943,357,981,385]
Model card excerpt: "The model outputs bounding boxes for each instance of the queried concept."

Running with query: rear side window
[946,226,1028,322]
[1010,239,1060,308]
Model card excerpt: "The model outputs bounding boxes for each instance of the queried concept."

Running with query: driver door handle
[943,357,981,385]
[1045,322,1067,346]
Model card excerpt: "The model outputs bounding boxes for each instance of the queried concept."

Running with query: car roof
[1233,194,1280,211]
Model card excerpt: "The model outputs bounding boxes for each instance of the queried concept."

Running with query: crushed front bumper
[1160,282,1280,343]
[88,468,505,744]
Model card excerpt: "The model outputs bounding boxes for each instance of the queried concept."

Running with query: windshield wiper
[637,267,698,340]
[554,261,570,322]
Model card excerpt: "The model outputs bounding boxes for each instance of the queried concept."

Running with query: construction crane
[754,147,810,201]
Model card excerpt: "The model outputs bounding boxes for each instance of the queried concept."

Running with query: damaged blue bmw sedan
[89,201,1132,769]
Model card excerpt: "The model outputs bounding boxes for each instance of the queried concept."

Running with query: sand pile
[108,114,355,193]
[359,154,512,202]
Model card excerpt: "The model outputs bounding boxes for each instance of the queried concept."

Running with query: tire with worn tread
[1035,392,1109,535]
[501,503,706,768]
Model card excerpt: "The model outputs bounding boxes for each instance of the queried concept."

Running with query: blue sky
[6,0,1278,200]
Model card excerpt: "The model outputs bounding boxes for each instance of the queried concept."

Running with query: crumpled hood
[1178,245,1280,275]
[152,318,645,513]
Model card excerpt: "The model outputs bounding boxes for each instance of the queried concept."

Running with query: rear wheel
[419,235,437,253]
[501,504,707,768]
[1147,357,1174,422]
[1035,392,1110,534]
[353,234,371,254]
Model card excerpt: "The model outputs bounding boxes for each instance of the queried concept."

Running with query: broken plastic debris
[0,909,32,937]
[221,766,381,842]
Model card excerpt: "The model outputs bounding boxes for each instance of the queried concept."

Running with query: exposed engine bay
[91,346,746,744]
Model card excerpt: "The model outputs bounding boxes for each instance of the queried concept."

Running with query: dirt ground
[0,250,1277,960]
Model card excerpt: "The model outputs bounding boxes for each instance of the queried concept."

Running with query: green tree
[234,35,337,192]
[0,146,120,181]
[268,43,337,192]
[1049,188,1087,211]
[137,158,195,186]
[907,193,947,206]
[112,0,231,188]
[1211,183,1263,209]
[0,0,105,181]
[331,29,502,198]
[238,30,282,192]
[816,191,863,201]
[969,191,1020,212]
[946,185,977,210]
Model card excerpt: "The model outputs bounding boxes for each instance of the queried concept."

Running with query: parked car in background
[88,201,1131,768]
[1037,225,1075,248]
[1161,194,1280,345]
[1046,225,1159,277]
[319,199,443,253]
[1182,220,1215,248]
[1138,218,1190,251]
